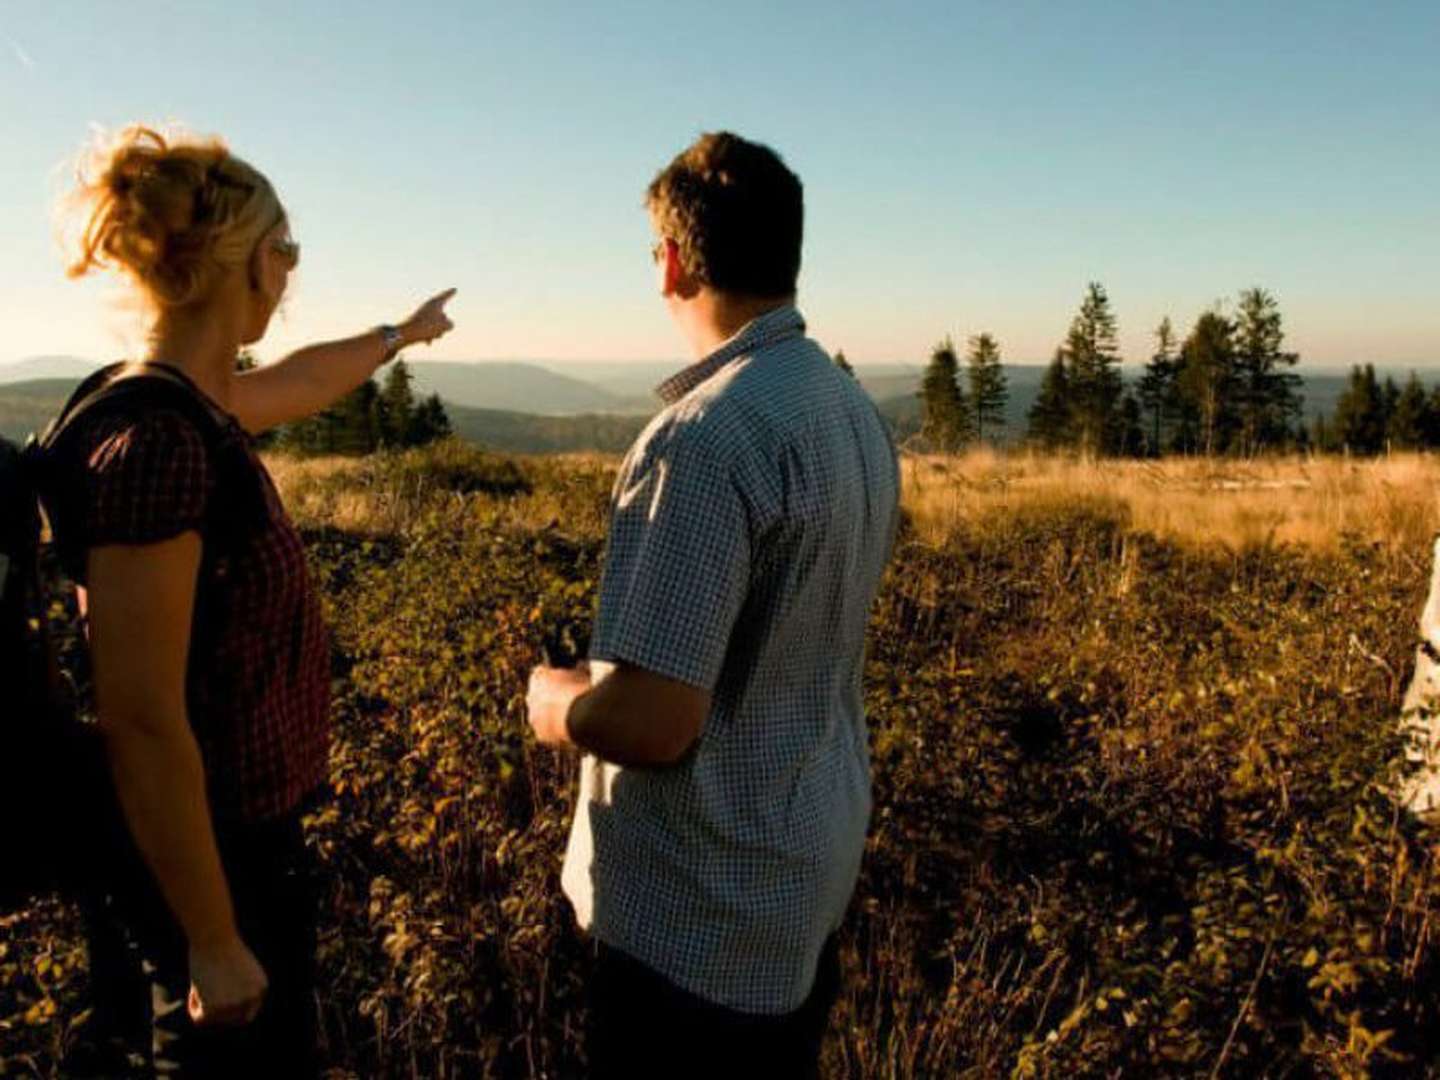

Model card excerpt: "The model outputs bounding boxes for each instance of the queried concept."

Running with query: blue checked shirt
[561,305,900,1013]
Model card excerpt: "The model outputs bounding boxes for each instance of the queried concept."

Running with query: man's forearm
[566,676,699,767]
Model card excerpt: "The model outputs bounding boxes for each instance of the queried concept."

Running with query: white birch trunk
[1399,536,1440,817]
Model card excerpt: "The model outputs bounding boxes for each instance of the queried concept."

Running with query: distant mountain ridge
[0,356,102,384]
[406,361,655,416]
[0,356,1429,452]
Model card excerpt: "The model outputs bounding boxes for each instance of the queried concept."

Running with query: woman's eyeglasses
[272,235,300,267]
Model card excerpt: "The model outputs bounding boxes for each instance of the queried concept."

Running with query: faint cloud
[8,37,36,70]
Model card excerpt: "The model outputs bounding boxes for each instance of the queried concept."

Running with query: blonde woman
[46,125,455,1076]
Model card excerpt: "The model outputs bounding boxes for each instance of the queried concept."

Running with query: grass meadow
[4,444,1440,1078]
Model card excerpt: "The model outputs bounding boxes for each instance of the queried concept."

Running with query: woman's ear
[247,240,264,293]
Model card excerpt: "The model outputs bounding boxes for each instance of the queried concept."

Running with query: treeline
[275,359,451,456]
[915,283,1307,457]
[1313,366,1440,455]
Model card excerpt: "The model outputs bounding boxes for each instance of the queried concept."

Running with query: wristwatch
[377,324,404,364]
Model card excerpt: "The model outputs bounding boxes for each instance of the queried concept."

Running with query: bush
[4,447,1438,1078]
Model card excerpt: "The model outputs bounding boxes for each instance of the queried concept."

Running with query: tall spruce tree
[1136,317,1177,457]
[1425,385,1440,447]
[965,333,1008,443]
[1382,376,1401,439]
[336,379,381,455]
[379,359,417,447]
[1233,287,1301,454]
[1027,350,1072,450]
[833,349,855,377]
[410,393,452,446]
[1388,372,1430,450]
[1175,310,1236,456]
[1061,283,1124,456]
[1332,364,1387,455]
[919,337,969,452]
[1119,390,1145,458]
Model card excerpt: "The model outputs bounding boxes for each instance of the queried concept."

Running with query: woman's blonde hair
[64,124,284,309]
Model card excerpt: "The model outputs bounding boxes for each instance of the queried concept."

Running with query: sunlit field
[4,444,1440,1078]
[904,450,1440,554]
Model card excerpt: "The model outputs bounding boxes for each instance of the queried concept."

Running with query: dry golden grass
[266,446,619,541]
[269,446,1440,554]
[903,449,1440,552]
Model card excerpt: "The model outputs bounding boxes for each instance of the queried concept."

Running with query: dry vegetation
[5,442,1440,1078]
[904,450,1440,554]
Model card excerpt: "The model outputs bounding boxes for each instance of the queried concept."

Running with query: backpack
[0,362,248,909]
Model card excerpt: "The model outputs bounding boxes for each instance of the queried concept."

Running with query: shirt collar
[655,304,806,405]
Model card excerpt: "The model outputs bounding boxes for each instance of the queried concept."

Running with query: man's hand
[188,936,268,1027]
[533,661,710,767]
[527,662,592,749]
[400,288,457,347]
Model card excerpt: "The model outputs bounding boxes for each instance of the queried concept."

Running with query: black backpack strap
[39,361,232,459]
[31,364,265,748]
[34,362,263,588]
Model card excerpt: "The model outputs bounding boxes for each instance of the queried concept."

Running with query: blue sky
[1,1,1435,369]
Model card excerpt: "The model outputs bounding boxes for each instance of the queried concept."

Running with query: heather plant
[3,443,1439,1078]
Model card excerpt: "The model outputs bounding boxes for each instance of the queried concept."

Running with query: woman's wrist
[375,324,405,365]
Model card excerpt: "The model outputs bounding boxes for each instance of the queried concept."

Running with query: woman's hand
[188,935,269,1027]
[400,288,458,348]
[233,287,459,432]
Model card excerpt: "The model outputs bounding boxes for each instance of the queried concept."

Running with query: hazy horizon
[4,351,1438,377]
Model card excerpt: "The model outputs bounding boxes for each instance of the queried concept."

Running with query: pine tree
[1119,390,1145,457]
[833,349,855,377]
[965,333,1008,444]
[919,337,969,452]
[336,379,381,455]
[410,393,452,446]
[1389,372,1429,450]
[1062,283,1123,456]
[379,359,417,447]
[1233,288,1301,454]
[1332,364,1387,455]
[1425,386,1440,448]
[1136,317,1177,457]
[1027,350,1072,450]
[1175,310,1235,456]
[1382,377,1401,442]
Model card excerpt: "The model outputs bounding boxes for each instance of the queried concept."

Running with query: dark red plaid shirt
[65,404,330,824]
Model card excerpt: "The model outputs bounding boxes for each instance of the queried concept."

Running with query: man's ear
[663,239,699,300]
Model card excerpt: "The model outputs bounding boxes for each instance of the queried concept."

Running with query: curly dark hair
[646,132,803,300]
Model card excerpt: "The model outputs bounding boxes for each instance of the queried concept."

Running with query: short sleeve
[590,422,753,691]
[78,410,211,547]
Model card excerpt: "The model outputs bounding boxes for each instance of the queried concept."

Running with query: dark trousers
[587,934,842,1080]
[88,811,320,1079]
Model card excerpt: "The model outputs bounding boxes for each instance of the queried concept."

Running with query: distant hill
[0,356,101,385]
[445,404,651,454]
[542,361,675,403]
[0,378,76,440]
[407,361,654,416]
[0,364,1417,452]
